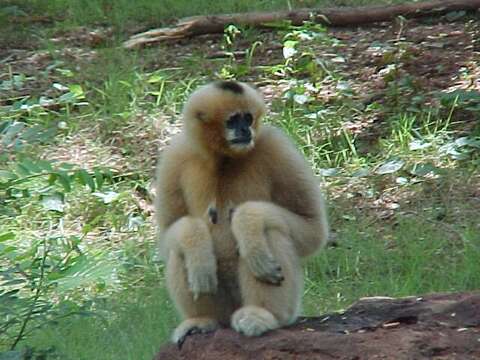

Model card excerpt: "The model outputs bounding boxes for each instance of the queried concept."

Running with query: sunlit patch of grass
[304,214,480,315]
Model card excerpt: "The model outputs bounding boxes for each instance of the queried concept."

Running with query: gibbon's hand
[245,249,284,285]
[184,247,218,300]
[167,217,218,300]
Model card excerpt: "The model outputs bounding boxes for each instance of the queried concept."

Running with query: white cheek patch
[225,129,237,142]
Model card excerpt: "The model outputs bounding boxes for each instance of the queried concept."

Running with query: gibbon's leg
[231,201,327,270]
[231,228,303,336]
[163,217,219,344]
[166,252,220,344]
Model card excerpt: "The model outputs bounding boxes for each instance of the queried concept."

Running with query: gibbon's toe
[231,306,279,337]
[172,318,219,347]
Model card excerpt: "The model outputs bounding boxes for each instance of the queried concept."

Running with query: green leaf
[54,255,116,291]
[94,168,104,189]
[0,170,17,182]
[58,92,76,103]
[1,279,26,287]
[56,171,72,192]
[147,73,164,84]
[376,159,405,175]
[41,194,64,212]
[0,350,24,360]
[76,169,96,191]
[93,191,119,204]
[68,84,85,99]
[20,159,42,174]
[319,168,340,177]
[410,163,438,177]
[0,232,15,242]
[36,159,54,172]
[409,140,431,151]
[15,163,30,177]
[352,168,370,178]
[455,137,480,148]
[48,173,57,185]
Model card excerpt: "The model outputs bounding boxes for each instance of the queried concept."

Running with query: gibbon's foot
[173,318,219,348]
[231,306,279,337]
[246,251,284,285]
[186,261,218,300]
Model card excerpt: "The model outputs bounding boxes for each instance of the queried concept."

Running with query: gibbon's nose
[240,127,251,138]
[234,127,251,143]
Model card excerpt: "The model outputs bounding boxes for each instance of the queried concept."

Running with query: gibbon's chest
[181,155,271,220]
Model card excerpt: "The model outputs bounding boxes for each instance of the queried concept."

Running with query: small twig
[10,237,49,350]
[206,50,247,59]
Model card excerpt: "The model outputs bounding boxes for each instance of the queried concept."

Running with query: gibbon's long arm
[263,128,328,257]
[154,145,189,261]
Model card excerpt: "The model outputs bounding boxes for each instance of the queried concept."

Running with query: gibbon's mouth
[230,137,252,145]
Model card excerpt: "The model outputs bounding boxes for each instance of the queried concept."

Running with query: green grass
[304,217,480,314]
[20,212,480,360]
[26,285,176,360]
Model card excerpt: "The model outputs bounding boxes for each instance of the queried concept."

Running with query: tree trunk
[124,0,480,48]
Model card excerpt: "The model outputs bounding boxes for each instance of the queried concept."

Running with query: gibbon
[154,80,329,345]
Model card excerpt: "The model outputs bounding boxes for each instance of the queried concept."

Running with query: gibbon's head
[182,81,266,157]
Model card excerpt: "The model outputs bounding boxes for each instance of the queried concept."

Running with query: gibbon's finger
[187,265,218,300]
[247,252,284,286]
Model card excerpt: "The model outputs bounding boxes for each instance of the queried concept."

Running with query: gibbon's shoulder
[257,125,303,160]
[156,133,194,173]
[258,124,292,143]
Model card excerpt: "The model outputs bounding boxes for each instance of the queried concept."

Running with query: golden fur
[154,81,329,344]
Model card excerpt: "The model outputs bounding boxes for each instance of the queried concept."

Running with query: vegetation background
[1,0,479,359]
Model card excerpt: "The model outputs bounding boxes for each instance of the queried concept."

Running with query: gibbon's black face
[225,112,254,145]
[183,81,265,157]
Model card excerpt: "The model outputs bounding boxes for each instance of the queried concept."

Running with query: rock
[154,292,480,360]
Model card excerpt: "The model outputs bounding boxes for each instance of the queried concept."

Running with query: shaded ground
[155,292,480,360]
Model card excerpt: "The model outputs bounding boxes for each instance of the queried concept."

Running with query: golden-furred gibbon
[154,80,329,345]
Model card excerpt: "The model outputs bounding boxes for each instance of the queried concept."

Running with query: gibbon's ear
[195,111,207,121]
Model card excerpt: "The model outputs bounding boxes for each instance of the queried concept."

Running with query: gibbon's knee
[231,201,289,242]
[167,216,210,252]
[237,230,302,324]
[163,216,216,260]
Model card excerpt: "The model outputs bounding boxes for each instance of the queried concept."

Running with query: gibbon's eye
[196,111,207,121]
[226,113,242,129]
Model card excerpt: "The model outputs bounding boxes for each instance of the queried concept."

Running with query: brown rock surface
[154,292,480,359]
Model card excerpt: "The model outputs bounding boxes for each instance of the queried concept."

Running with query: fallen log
[124,0,480,49]
[154,292,480,360]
